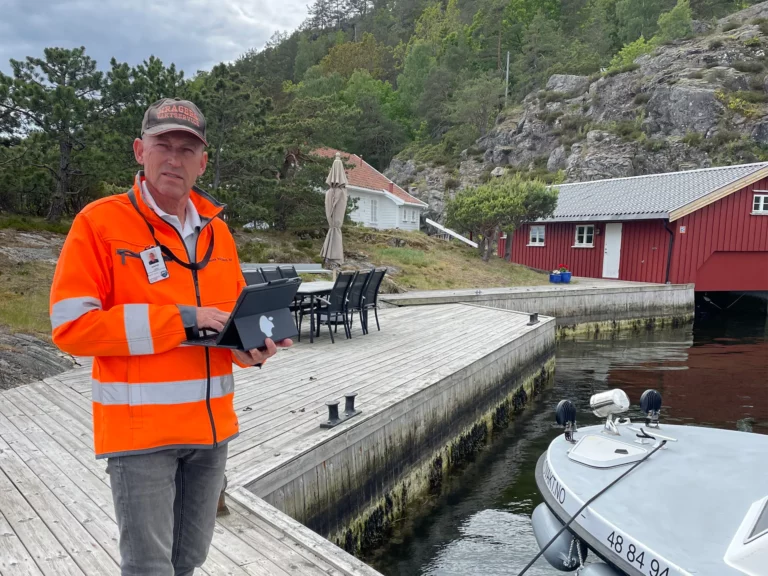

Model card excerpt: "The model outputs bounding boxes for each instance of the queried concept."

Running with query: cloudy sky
[0,0,309,75]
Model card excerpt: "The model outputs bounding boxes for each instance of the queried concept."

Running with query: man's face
[133,132,207,202]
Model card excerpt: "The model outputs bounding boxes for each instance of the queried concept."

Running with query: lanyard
[127,188,214,271]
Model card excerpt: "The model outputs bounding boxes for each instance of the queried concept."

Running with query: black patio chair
[362,268,387,333]
[277,266,308,323]
[278,265,299,278]
[298,270,356,344]
[345,269,372,335]
[243,270,265,285]
[260,267,282,282]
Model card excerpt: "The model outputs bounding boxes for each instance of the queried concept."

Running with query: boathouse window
[370,199,378,223]
[754,193,768,214]
[528,225,545,246]
[574,225,595,247]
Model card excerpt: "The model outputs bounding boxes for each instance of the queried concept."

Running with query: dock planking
[0,303,550,575]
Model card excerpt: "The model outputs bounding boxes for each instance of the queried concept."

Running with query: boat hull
[535,453,639,576]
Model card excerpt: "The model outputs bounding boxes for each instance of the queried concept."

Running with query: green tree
[445,175,558,261]
[615,0,673,44]
[319,33,394,80]
[513,11,566,97]
[192,64,271,191]
[580,0,622,64]
[656,0,693,43]
[396,41,437,115]
[447,73,503,139]
[0,47,107,221]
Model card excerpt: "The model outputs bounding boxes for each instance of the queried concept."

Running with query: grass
[722,21,740,33]
[0,223,550,338]
[0,216,71,234]
[234,226,549,292]
[0,257,56,339]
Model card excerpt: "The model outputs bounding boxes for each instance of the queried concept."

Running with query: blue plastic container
[561,271,572,283]
[549,273,562,283]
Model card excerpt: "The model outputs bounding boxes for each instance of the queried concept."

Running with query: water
[369,310,768,576]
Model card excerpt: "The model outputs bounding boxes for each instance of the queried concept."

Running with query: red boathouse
[499,163,768,291]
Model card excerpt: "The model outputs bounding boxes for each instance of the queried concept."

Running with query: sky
[0,0,309,76]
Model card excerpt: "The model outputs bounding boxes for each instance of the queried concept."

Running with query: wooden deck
[0,303,550,575]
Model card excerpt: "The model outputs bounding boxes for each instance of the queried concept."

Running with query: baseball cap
[141,98,208,146]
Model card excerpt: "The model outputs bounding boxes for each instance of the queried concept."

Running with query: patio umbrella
[320,152,348,278]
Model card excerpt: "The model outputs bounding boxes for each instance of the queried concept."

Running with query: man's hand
[232,338,293,366]
[196,307,230,332]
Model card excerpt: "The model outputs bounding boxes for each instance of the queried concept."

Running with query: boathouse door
[602,223,622,279]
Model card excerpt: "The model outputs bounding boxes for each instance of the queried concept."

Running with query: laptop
[183,277,301,351]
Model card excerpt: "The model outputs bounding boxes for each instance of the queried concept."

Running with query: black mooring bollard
[344,392,358,414]
[527,312,539,326]
[321,400,341,429]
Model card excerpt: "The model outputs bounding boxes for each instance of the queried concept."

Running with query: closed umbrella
[320,152,348,278]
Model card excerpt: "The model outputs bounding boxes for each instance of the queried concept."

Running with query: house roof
[312,148,427,207]
[543,162,768,223]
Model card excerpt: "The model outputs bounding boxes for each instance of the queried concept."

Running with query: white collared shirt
[141,181,202,259]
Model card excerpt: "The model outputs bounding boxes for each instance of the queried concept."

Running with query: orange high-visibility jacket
[50,172,246,458]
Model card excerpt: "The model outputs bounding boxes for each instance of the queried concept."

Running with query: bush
[707,130,742,148]
[733,60,764,73]
[716,89,760,118]
[606,63,641,77]
[610,120,644,141]
[634,93,652,104]
[682,132,703,147]
[709,39,724,49]
[554,115,590,135]
[760,21,768,37]
[733,90,768,103]
[540,109,565,124]
[722,21,740,32]
[609,37,653,71]
[745,36,762,47]
[749,74,766,90]
[539,90,569,103]
[444,177,460,190]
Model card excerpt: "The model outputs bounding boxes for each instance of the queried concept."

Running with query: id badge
[140,246,170,283]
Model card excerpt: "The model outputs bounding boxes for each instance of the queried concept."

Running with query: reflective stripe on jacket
[50,171,246,458]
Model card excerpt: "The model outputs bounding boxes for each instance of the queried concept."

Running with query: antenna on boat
[640,389,662,428]
[555,399,577,443]
[589,389,630,435]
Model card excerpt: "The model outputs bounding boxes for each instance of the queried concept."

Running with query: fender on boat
[531,503,588,571]
[578,563,624,575]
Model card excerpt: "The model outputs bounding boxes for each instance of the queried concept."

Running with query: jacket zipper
[166,217,219,448]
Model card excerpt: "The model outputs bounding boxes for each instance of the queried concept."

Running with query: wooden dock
[0,303,554,574]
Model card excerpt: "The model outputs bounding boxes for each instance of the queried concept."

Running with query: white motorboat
[525,389,768,576]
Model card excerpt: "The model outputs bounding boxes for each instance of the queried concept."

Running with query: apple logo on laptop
[259,315,275,338]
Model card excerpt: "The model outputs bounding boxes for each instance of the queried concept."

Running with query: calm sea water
[369,309,768,576]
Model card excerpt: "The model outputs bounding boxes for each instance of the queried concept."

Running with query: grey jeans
[106,445,228,576]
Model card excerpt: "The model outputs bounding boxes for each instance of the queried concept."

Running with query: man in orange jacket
[50,98,292,576]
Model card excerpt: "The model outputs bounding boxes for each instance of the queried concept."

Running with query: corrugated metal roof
[543,162,768,222]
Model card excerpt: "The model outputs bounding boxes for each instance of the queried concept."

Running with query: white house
[314,148,428,231]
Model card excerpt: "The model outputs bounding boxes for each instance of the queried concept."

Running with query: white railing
[425,218,478,248]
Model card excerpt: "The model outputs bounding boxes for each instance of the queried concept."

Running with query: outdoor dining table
[296,280,335,343]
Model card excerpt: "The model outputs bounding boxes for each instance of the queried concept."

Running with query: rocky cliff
[386,2,768,222]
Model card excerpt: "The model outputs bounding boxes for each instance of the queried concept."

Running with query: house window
[412,209,418,223]
[753,193,768,214]
[370,199,378,223]
[574,225,595,247]
[528,225,545,246]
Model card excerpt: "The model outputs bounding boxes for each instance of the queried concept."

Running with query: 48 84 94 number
[606,531,669,576]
